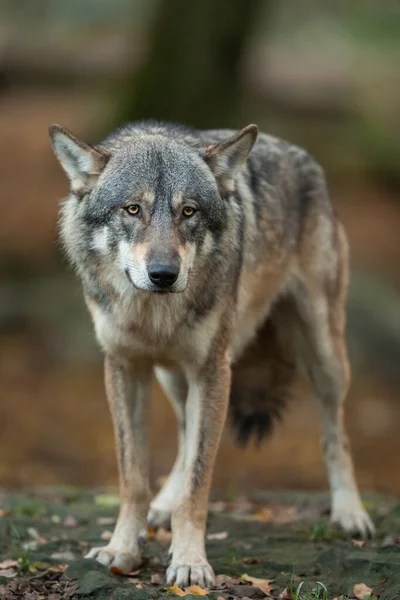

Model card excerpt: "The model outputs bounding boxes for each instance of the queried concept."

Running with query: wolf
[49,120,374,588]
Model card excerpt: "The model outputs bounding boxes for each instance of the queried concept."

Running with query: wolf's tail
[229,315,295,446]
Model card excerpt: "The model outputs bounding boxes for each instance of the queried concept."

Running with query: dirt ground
[0,490,399,600]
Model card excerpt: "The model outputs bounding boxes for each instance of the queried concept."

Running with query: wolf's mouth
[125,269,174,294]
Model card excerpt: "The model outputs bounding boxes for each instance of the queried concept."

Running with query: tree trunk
[118,0,262,129]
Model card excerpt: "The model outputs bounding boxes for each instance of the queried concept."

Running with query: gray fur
[49,120,374,588]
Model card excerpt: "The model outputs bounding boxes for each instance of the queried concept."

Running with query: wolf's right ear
[49,124,110,197]
[203,124,258,195]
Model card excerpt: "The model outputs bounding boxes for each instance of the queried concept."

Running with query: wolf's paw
[85,544,141,573]
[147,506,172,530]
[166,558,215,589]
[331,495,375,539]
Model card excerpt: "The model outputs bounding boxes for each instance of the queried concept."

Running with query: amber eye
[126,204,140,216]
[182,206,196,218]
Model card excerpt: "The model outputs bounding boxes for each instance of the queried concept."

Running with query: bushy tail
[229,316,295,446]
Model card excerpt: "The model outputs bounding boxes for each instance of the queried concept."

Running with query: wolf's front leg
[86,355,152,572]
[166,354,231,588]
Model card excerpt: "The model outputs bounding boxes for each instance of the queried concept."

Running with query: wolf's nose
[148,263,179,288]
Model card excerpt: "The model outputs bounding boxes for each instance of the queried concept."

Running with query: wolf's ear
[204,124,258,195]
[49,124,110,197]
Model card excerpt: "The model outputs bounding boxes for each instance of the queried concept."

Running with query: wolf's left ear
[49,124,110,197]
[204,124,258,195]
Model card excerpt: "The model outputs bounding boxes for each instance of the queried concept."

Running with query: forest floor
[0,490,399,600]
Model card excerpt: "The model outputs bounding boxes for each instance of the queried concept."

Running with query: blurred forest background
[0,0,399,497]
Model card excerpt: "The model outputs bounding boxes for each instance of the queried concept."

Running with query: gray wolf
[49,120,374,588]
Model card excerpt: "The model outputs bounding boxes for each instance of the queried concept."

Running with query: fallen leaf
[186,585,209,595]
[155,528,173,543]
[250,508,273,522]
[352,539,365,548]
[96,517,116,525]
[353,583,373,599]
[165,583,209,596]
[110,567,142,576]
[136,584,144,589]
[0,568,17,578]
[63,515,78,528]
[243,557,260,565]
[241,574,273,596]
[215,574,241,587]
[0,509,11,518]
[27,527,47,544]
[100,530,113,540]
[0,560,18,569]
[147,527,156,540]
[250,506,297,524]
[151,573,163,585]
[165,582,187,596]
[207,531,228,541]
[278,589,292,599]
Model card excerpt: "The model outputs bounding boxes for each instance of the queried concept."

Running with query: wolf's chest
[87,292,220,366]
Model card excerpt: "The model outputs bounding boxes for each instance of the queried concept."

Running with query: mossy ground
[0,490,399,600]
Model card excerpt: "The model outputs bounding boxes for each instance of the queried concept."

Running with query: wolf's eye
[126,204,140,216]
[182,206,196,218]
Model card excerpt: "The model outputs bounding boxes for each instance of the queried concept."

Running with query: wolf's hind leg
[148,367,187,530]
[288,246,374,538]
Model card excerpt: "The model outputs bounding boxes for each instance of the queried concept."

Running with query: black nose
[147,263,179,288]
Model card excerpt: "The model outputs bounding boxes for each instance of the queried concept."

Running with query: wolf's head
[49,123,258,295]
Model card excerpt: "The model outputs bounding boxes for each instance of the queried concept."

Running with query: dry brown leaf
[0,509,11,518]
[215,574,241,587]
[155,528,173,543]
[207,531,228,541]
[250,508,274,522]
[136,584,144,589]
[353,583,373,599]
[110,566,142,576]
[147,527,156,540]
[243,557,260,565]
[0,560,18,569]
[151,573,163,585]
[0,568,17,578]
[185,584,209,595]
[100,530,113,540]
[165,582,187,596]
[352,539,365,548]
[279,589,293,600]
[241,573,273,596]
[63,515,78,528]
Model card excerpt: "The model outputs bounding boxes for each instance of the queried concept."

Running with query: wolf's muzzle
[147,263,179,288]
